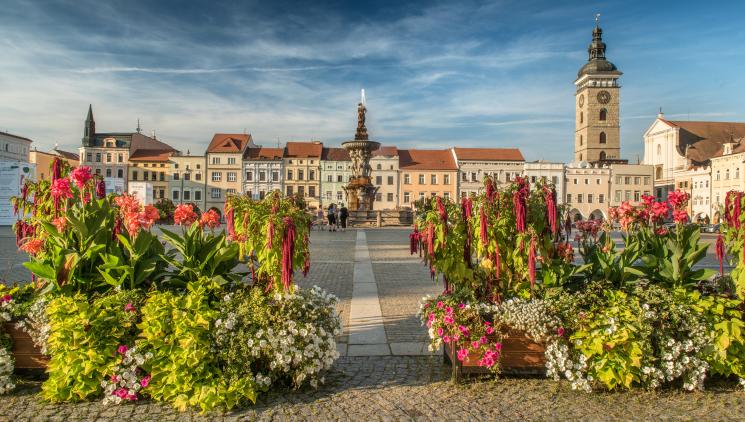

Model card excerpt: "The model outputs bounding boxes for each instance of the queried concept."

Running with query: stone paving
[2,226,745,421]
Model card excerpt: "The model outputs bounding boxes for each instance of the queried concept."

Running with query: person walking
[339,204,348,232]
[327,204,337,232]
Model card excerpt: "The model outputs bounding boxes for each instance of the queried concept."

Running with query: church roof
[662,119,745,163]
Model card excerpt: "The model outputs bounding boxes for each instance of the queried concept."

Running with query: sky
[1,0,745,162]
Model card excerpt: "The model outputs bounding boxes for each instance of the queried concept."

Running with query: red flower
[715,234,725,275]
[174,204,198,226]
[19,238,44,256]
[95,178,106,199]
[667,190,690,210]
[672,209,689,225]
[199,209,220,229]
[655,227,669,236]
[641,194,655,207]
[51,178,73,200]
[52,217,67,232]
[141,205,159,229]
[114,194,141,215]
[512,177,529,233]
[281,216,297,290]
[70,166,92,188]
[528,236,537,288]
[650,201,669,222]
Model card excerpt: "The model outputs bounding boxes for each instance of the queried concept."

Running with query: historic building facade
[0,131,32,163]
[30,147,79,180]
[710,141,745,222]
[319,147,351,208]
[565,162,611,221]
[398,149,458,208]
[243,147,283,200]
[205,133,254,213]
[608,164,654,207]
[370,146,400,210]
[523,161,565,205]
[127,134,178,203]
[169,154,207,211]
[574,21,622,163]
[452,147,525,196]
[283,141,323,210]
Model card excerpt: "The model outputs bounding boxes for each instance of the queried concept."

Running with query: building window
[326,191,332,200]
[212,172,221,182]
[579,135,583,146]
[194,190,202,201]
[309,170,315,181]
[573,178,578,185]
[599,194,605,203]
[298,170,304,181]
[599,151,606,160]
[106,153,112,163]
[227,172,237,182]
[584,178,589,185]
[404,192,410,203]
[287,170,293,180]
[588,194,594,203]
[615,190,621,202]
[431,174,437,185]
[211,157,220,165]
[173,172,179,181]
[599,108,607,121]
[726,169,730,180]
[634,177,641,185]
[462,172,468,182]
[376,175,382,185]
[227,157,236,165]
[246,171,253,181]
[644,176,650,185]
[173,190,179,201]
[404,174,411,184]
[106,169,112,177]
[272,171,279,182]
[181,172,188,181]
[298,186,305,197]
[444,174,450,185]
[443,192,450,199]
[96,153,101,162]
[716,171,720,181]
[376,193,382,202]
[418,174,425,185]
[634,191,640,202]
[258,171,266,181]
[132,171,138,181]
[86,153,92,162]
[183,190,191,201]
[227,188,236,195]
[376,164,382,170]
[308,186,315,197]
[387,176,394,185]
[580,112,583,124]
[95,168,100,175]
[337,191,343,201]
[195,173,201,181]
[286,186,293,196]
[599,132,607,144]
[657,144,662,156]
[577,194,583,203]
[337,175,343,182]
[327,175,333,182]
[211,188,221,198]
[471,172,477,182]
[387,193,393,202]
[625,190,632,201]
[118,169,124,178]
[118,154,123,163]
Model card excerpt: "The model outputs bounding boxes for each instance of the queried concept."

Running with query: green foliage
[98,230,167,290]
[635,225,714,288]
[159,223,243,289]
[579,232,644,288]
[154,198,176,221]
[0,284,38,319]
[137,283,258,412]
[688,291,745,379]
[42,291,142,402]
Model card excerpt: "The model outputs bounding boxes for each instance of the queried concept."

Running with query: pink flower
[199,209,221,229]
[437,327,444,337]
[673,209,689,225]
[69,166,92,188]
[0,294,11,303]
[110,375,119,383]
[19,238,44,256]
[140,375,151,388]
[557,327,565,337]
[458,303,465,309]
[445,306,453,314]
[472,340,480,349]
[114,388,128,399]
[485,326,495,335]
[452,334,460,342]
[428,313,435,322]
[655,227,668,236]
[457,348,469,361]
[651,201,669,222]
[494,342,503,351]
[174,204,198,226]
[668,190,690,210]
[458,325,468,334]
[436,301,444,309]
[443,335,451,344]
[124,302,136,313]
[443,315,454,325]
[480,336,487,344]
[51,177,73,200]
[117,345,129,355]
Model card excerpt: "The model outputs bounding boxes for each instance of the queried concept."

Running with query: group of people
[318,203,348,232]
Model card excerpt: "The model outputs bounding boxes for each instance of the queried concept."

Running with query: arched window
[599,151,606,161]
[599,132,607,144]
[657,144,661,156]
[737,168,740,179]
[716,170,721,181]
[376,164,381,170]
[579,135,583,146]
[580,112,583,124]
[726,169,730,180]
[599,108,607,121]
[579,153,583,161]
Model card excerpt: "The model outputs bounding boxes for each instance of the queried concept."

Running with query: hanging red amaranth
[225,204,235,240]
[427,222,435,259]
[544,185,557,235]
[725,191,733,226]
[485,177,496,203]
[494,243,501,279]
[95,178,106,199]
[480,205,488,246]
[513,177,529,233]
[462,197,473,268]
[280,217,296,290]
[409,227,419,255]
[267,220,275,250]
[528,236,537,289]
[112,217,122,240]
[715,234,725,275]
[734,192,742,230]
[51,158,62,182]
[302,234,310,277]
[436,196,448,235]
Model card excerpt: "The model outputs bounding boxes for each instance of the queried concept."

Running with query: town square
[1,1,745,421]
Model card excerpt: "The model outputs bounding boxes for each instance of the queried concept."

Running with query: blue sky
[1,0,744,162]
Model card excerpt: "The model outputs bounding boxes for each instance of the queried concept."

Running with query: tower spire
[588,15,606,61]
[82,104,96,146]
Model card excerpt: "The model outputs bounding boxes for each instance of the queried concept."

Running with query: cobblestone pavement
[2,227,745,421]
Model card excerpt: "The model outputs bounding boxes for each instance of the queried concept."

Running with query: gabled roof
[284,141,323,158]
[661,120,745,164]
[51,148,79,161]
[321,147,350,161]
[399,149,457,170]
[0,131,33,143]
[372,145,398,157]
[245,147,283,161]
[453,147,524,162]
[128,133,177,162]
[207,133,253,154]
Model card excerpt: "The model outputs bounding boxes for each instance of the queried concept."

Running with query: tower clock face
[597,90,611,104]
[578,95,584,107]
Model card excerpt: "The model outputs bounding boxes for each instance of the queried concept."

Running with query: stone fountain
[342,90,380,211]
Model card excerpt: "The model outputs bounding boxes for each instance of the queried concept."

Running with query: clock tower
[574,17,622,163]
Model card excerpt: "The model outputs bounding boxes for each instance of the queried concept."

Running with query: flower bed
[414,178,745,391]
[0,158,340,412]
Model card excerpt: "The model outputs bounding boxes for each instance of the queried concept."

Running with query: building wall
[564,164,611,220]
[370,156,399,210]
[609,164,654,207]
[128,160,170,202]
[399,169,457,208]
[283,156,321,210]
[523,162,565,205]
[575,77,621,162]
[711,151,745,222]
[170,155,207,211]
[674,166,712,221]
[79,143,129,189]
[319,159,351,208]
[206,152,242,212]
[457,160,525,197]
[29,150,78,181]
[0,133,32,162]
[243,160,283,200]
[643,118,684,199]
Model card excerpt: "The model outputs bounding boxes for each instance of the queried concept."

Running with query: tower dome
[577,20,621,78]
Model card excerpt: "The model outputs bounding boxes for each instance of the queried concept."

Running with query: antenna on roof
[136,119,141,134]
[151,129,156,140]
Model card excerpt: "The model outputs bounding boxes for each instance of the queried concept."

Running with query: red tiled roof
[372,145,398,157]
[207,133,252,153]
[321,147,350,161]
[660,120,745,163]
[453,147,524,162]
[246,147,283,160]
[398,149,457,170]
[52,148,79,161]
[129,150,174,162]
[284,141,323,158]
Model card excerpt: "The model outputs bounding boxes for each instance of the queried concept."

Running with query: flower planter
[444,330,545,380]
[2,322,49,370]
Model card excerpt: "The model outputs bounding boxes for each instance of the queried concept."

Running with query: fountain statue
[342,90,380,210]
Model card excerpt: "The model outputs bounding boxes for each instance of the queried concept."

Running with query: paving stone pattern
[2,227,745,421]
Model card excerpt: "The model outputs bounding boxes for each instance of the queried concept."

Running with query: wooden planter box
[444,330,545,380]
[2,321,49,370]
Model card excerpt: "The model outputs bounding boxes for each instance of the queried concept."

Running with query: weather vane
[595,13,600,25]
